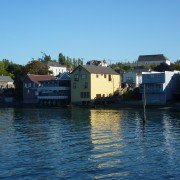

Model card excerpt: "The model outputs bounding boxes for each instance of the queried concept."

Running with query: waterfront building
[140,71,180,105]
[37,72,71,106]
[137,54,171,66]
[0,75,14,89]
[23,74,55,104]
[122,72,142,88]
[46,61,67,76]
[71,65,120,104]
[0,75,14,103]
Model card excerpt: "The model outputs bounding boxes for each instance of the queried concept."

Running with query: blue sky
[0,0,180,64]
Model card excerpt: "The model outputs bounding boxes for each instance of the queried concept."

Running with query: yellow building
[71,65,120,104]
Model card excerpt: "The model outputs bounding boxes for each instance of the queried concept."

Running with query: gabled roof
[73,65,119,75]
[138,54,170,62]
[57,72,70,80]
[0,75,14,82]
[27,74,55,84]
[46,61,66,67]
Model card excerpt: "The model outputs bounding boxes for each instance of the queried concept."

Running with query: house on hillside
[37,72,71,106]
[71,65,120,104]
[86,60,108,67]
[23,74,55,104]
[137,54,171,66]
[0,75,14,89]
[140,71,180,105]
[46,61,67,76]
[0,75,14,103]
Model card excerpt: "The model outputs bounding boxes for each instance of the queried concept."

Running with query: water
[0,108,179,179]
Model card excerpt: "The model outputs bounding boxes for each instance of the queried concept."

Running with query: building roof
[27,74,55,84]
[46,61,66,67]
[0,75,14,82]
[80,65,119,75]
[138,54,170,62]
[86,60,108,66]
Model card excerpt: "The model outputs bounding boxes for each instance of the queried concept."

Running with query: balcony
[38,86,70,91]
[37,95,68,100]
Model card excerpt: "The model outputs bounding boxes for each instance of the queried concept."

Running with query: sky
[0,0,180,65]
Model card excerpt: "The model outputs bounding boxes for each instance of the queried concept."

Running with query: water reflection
[0,108,179,179]
[89,109,125,178]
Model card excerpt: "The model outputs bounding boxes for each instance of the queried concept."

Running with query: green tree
[58,53,66,65]
[24,60,49,75]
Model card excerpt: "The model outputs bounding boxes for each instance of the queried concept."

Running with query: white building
[123,72,142,88]
[137,54,171,66]
[47,61,67,76]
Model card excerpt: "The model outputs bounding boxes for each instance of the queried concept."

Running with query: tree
[111,62,133,72]
[58,53,66,65]
[24,60,49,75]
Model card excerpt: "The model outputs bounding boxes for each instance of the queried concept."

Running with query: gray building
[37,72,71,106]
[140,71,180,105]
[137,54,171,66]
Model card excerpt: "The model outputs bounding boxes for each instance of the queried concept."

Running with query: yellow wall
[71,67,91,103]
[91,74,120,100]
[71,66,120,103]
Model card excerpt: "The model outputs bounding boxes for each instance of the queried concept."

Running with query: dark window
[108,75,112,81]
[104,74,106,78]
[73,82,76,89]
[74,74,79,81]
[84,82,88,89]
[80,92,90,98]
[81,92,83,98]
[96,74,99,78]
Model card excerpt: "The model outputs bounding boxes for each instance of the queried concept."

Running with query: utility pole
[143,83,146,123]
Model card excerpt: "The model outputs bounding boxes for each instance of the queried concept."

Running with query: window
[24,83,27,88]
[82,74,87,79]
[108,75,112,81]
[28,83,31,88]
[74,74,79,81]
[80,92,90,98]
[84,82,88,89]
[86,92,90,98]
[96,74,99,78]
[104,74,107,78]
[73,82,76,89]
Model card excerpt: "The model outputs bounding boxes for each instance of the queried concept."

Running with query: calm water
[0,108,179,179]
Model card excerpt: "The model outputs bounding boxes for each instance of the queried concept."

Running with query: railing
[37,96,68,100]
[38,87,70,91]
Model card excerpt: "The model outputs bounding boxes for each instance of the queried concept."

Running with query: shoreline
[1,101,180,112]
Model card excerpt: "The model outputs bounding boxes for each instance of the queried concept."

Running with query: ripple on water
[0,108,180,179]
